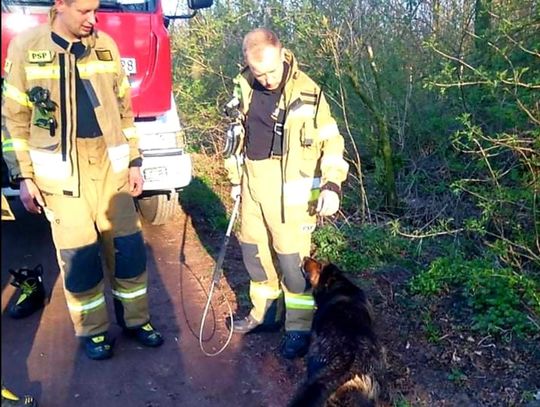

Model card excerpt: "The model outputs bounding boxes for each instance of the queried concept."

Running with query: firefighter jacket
[2,22,140,197]
[224,49,349,219]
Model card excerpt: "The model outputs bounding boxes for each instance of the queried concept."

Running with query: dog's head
[303,257,374,334]
[302,257,343,290]
[303,257,324,288]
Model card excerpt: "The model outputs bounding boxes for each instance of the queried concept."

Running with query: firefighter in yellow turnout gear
[224,28,349,359]
[2,0,163,360]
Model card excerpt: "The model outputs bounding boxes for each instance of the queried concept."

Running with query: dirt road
[1,200,302,407]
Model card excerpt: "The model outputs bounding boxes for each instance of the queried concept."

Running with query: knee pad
[60,242,103,293]
[114,231,147,278]
[241,242,268,282]
[277,253,306,293]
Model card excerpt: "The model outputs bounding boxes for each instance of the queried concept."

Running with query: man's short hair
[242,28,282,61]
[50,0,76,19]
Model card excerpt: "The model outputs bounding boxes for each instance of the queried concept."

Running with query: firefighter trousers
[239,158,315,332]
[42,137,149,337]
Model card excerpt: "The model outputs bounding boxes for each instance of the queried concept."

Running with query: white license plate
[143,166,167,182]
[121,58,137,75]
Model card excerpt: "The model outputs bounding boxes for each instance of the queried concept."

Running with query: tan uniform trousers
[239,158,315,332]
[42,137,149,337]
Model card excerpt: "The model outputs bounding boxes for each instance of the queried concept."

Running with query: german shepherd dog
[288,258,387,407]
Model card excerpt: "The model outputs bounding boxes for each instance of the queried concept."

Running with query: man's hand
[231,184,241,200]
[316,189,340,216]
[128,166,144,197]
[19,178,45,214]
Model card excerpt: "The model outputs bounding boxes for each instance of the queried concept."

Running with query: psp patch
[300,224,316,234]
[28,50,55,63]
[95,49,113,61]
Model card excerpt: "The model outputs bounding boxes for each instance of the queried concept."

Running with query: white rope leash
[198,195,241,356]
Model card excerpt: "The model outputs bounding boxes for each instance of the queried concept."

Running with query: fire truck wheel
[136,192,179,225]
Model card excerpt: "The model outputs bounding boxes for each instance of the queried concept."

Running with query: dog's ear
[302,257,322,287]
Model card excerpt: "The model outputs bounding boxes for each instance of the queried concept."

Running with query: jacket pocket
[29,108,60,152]
[300,120,320,160]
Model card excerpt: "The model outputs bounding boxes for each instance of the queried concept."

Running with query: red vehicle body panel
[1,3,171,118]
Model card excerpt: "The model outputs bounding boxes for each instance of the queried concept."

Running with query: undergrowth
[410,255,540,337]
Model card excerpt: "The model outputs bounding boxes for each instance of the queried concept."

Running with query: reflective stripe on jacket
[1,193,15,221]
[1,22,140,196]
[224,49,349,218]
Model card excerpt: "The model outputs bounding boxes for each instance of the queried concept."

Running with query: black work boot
[281,331,310,359]
[1,385,37,407]
[82,333,114,360]
[8,265,45,319]
[124,322,164,347]
[226,315,281,335]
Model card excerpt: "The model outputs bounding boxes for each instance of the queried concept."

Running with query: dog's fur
[288,258,387,407]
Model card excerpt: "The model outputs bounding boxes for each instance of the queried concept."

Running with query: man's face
[55,0,100,41]
[246,46,285,91]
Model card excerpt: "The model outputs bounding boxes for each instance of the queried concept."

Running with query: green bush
[410,255,540,336]
[312,223,411,272]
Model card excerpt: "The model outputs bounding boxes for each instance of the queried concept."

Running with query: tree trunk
[347,47,399,213]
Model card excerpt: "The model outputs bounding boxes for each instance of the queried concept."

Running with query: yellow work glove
[316,189,340,216]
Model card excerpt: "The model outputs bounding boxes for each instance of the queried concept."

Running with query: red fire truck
[1,0,212,224]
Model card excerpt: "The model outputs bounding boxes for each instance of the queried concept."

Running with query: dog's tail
[331,373,380,407]
[288,380,330,407]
